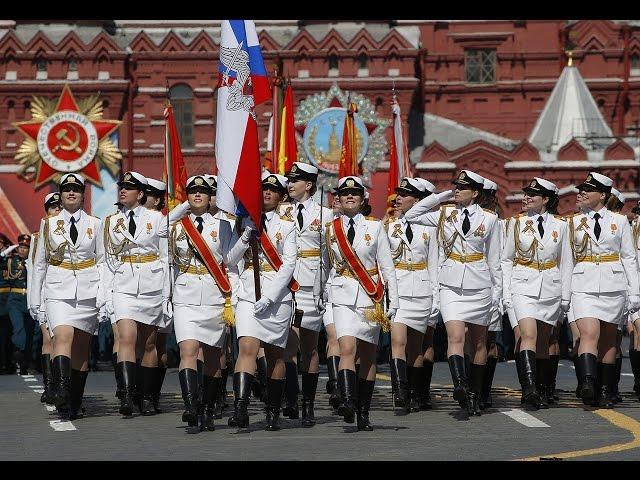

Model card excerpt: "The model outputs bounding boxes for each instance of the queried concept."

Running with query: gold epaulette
[554,215,566,221]
[225,212,237,220]
[365,216,379,221]
[280,215,293,222]
[482,208,498,215]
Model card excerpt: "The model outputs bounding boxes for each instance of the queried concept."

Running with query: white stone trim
[138,87,169,93]
[5,71,16,81]
[150,120,166,126]
[194,87,214,94]
[66,71,79,81]
[0,164,23,172]
[357,68,370,78]
[36,71,48,80]
[328,68,339,77]
[388,68,400,77]
[504,160,639,169]
[133,113,146,119]
[133,139,146,144]
[297,70,309,78]
[98,71,110,80]
[6,142,17,148]
[148,144,164,149]
[415,162,457,170]
[194,119,214,125]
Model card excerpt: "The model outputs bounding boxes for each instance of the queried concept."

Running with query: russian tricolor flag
[215,20,271,229]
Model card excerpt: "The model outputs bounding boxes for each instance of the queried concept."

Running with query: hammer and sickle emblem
[51,124,82,154]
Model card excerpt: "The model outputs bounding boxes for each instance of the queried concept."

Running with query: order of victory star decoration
[13,84,122,189]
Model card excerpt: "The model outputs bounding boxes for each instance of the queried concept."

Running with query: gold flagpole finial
[567,50,573,67]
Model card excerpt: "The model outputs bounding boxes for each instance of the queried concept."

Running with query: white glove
[436,189,454,203]
[430,290,440,319]
[491,289,501,310]
[629,295,640,314]
[241,226,255,243]
[95,286,105,310]
[387,307,398,321]
[29,306,40,320]
[561,299,571,313]
[162,299,173,318]
[106,299,114,316]
[503,296,513,311]
[314,295,326,315]
[0,244,18,257]
[254,297,272,315]
[98,305,109,323]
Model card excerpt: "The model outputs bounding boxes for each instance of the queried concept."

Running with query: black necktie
[195,216,203,234]
[594,212,601,240]
[347,219,355,245]
[537,215,545,238]
[128,211,136,236]
[462,209,470,235]
[297,204,304,230]
[405,222,414,243]
[261,213,268,233]
[69,216,78,244]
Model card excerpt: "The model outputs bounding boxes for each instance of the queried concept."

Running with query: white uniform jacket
[385,215,438,298]
[102,205,169,299]
[170,211,239,306]
[565,208,639,295]
[30,209,105,307]
[405,202,502,294]
[279,199,334,288]
[501,212,572,302]
[319,214,399,309]
[227,210,297,304]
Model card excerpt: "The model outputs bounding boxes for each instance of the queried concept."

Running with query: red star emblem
[13,84,121,189]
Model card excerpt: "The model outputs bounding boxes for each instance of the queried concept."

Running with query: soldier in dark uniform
[7,234,33,374]
[0,233,14,374]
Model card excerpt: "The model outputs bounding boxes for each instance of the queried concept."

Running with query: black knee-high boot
[579,353,598,404]
[216,366,229,417]
[40,354,53,404]
[326,356,341,410]
[134,359,142,411]
[52,355,71,410]
[201,376,220,431]
[283,362,299,419]
[265,378,285,431]
[337,369,356,423]
[178,368,199,427]
[252,356,268,403]
[482,356,497,409]
[119,361,137,416]
[140,366,156,416]
[469,363,484,416]
[573,351,583,398]
[599,362,617,409]
[536,358,550,409]
[519,350,539,409]
[407,366,422,413]
[419,360,434,410]
[356,378,375,431]
[390,358,410,411]
[630,348,640,397]
[228,371,253,428]
[549,354,560,402]
[153,367,166,413]
[112,353,123,400]
[614,356,622,403]
[301,372,319,427]
[514,351,524,404]
[448,355,470,412]
[69,369,88,420]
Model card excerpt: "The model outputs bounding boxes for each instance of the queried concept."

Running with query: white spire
[528,62,613,153]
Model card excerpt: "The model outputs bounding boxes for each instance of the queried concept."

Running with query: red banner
[164,104,188,210]
[338,101,360,178]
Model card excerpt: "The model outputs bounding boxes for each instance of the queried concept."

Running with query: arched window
[169,84,194,149]
[632,54,639,70]
[358,53,368,69]
[329,54,338,70]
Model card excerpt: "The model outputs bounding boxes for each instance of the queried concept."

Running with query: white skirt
[488,308,503,332]
[46,299,98,335]
[296,287,323,332]
[114,291,163,326]
[174,304,226,347]
[332,304,380,345]
[571,291,626,325]
[394,296,434,333]
[440,286,492,326]
[322,302,334,327]
[513,294,561,326]
[507,306,518,330]
[235,299,292,348]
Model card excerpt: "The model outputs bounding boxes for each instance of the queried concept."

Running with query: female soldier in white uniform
[630,204,640,397]
[225,172,297,431]
[317,176,399,431]
[387,177,438,413]
[568,172,640,408]
[30,174,105,419]
[169,175,237,431]
[281,162,333,426]
[143,177,169,414]
[27,192,61,404]
[103,171,169,416]
[405,170,502,417]
[502,178,572,409]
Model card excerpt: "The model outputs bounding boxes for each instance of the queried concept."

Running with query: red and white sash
[259,231,300,292]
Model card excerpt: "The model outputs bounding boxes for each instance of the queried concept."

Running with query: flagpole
[251,232,262,302]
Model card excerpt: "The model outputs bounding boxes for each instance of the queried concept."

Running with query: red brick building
[0,20,638,237]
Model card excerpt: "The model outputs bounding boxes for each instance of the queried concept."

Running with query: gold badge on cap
[124,173,132,182]
[460,172,466,180]
[401,180,408,187]
[267,176,277,184]
[346,179,355,188]
[530,180,537,188]
[586,174,592,182]
[195,177,204,186]
[53,194,60,202]
[291,164,298,172]
[67,175,76,183]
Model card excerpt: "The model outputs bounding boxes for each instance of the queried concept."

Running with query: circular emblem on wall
[37,111,99,173]
[294,83,389,191]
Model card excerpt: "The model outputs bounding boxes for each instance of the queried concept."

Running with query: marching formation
[6,163,640,432]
